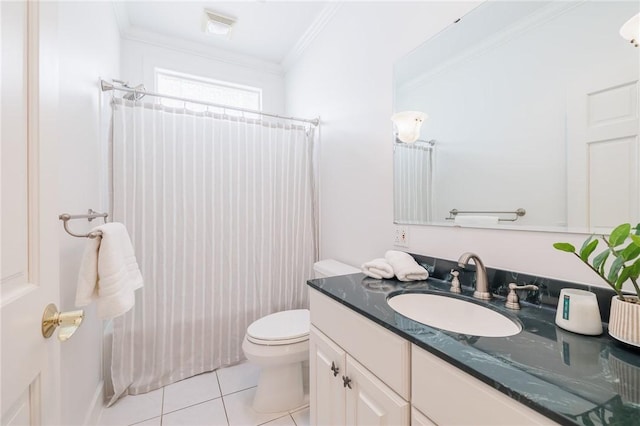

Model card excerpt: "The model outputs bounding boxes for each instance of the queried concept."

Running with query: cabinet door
[345,355,410,426]
[310,326,346,426]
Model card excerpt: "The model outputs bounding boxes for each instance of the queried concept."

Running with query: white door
[345,356,409,426]
[567,65,640,233]
[309,327,346,426]
[1,1,61,425]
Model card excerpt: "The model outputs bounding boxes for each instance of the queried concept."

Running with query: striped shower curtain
[108,98,318,403]
[393,142,434,224]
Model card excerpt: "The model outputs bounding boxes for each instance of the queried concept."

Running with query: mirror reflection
[393,1,640,233]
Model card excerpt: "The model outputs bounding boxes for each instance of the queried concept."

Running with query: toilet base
[253,361,304,413]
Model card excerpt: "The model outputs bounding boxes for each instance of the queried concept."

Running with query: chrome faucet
[457,252,491,300]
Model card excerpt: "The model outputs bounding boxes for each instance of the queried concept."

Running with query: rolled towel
[361,258,395,279]
[385,250,429,282]
[454,215,499,226]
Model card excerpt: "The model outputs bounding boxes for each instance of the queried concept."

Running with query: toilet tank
[313,259,360,278]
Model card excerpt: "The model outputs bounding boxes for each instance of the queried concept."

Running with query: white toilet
[242,259,360,413]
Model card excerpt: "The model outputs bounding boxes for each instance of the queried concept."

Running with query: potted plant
[554,223,640,347]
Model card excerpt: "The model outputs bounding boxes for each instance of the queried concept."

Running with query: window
[155,69,262,114]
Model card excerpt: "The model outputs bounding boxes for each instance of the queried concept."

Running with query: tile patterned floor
[98,362,310,426]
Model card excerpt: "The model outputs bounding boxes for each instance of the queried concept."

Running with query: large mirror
[393,1,640,233]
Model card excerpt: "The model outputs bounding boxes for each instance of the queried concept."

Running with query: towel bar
[445,208,526,222]
[59,209,108,238]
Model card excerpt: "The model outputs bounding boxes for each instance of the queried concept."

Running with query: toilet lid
[247,309,310,344]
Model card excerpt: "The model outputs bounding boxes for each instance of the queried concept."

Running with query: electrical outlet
[394,226,409,247]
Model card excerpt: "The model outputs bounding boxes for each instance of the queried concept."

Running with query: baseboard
[83,380,104,426]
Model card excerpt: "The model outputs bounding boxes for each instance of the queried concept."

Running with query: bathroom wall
[57,2,121,424]
[285,1,619,291]
[120,36,285,114]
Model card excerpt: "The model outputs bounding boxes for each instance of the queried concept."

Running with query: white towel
[454,215,499,226]
[385,250,429,282]
[361,258,395,279]
[75,222,143,319]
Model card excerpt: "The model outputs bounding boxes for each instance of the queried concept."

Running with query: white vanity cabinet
[309,289,411,426]
[411,345,553,425]
[309,288,558,426]
[310,327,410,426]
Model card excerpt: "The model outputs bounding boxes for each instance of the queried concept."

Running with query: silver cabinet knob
[330,361,340,377]
[342,375,352,389]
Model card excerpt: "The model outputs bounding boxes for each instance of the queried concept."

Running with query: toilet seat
[246,309,309,346]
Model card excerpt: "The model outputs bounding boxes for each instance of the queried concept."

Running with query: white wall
[57,2,121,424]
[285,1,620,291]
[121,37,285,114]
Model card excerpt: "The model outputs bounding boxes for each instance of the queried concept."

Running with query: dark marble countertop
[307,273,640,426]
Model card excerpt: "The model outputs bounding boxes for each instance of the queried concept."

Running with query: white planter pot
[608,295,640,347]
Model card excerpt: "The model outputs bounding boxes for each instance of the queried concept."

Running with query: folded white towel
[385,250,429,282]
[361,258,395,279]
[454,215,499,226]
[76,222,143,319]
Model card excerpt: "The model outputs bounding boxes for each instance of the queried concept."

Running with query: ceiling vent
[203,10,236,38]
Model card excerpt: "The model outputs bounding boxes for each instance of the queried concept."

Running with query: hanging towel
[361,258,395,279]
[453,215,499,226]
[385,250,429,282]
[76,222,143,319]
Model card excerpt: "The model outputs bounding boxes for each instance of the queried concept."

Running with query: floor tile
[260,414,296,426]
[217,361,261,396]
[98,388,163,426]
[162,399,228,426]
[287,395,309,414]
[291,407,309,426]
[223,388,287,426]
[130,416,161,426]
[163,371,222,414]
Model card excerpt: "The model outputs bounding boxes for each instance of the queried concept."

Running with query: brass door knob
[41,304,84,342]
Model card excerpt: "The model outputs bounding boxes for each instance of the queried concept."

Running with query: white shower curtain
[108,98,317,403]
[394,142,434,224]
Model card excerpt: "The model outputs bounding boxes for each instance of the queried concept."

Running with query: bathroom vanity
[307,270,640,426]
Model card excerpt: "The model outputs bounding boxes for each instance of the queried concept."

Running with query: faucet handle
[505,283,539,310]
[450,269,461,294]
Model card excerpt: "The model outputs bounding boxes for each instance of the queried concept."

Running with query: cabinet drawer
[310,289,410,400]
[412,345,554,425]
[411,407,436,426]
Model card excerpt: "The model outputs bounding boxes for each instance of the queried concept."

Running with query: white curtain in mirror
[108,99,317,403]
[394,142,433,224]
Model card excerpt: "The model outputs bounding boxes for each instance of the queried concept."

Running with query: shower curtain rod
[100,80,320,126]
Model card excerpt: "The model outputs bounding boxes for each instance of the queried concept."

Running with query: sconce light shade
[620,13,640,47]
[391,111,428,143]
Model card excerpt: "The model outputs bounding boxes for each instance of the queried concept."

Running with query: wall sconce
[620,13,639,47]
[391,111,428,143]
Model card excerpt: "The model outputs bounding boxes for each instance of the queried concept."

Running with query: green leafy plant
[553,223,640,301]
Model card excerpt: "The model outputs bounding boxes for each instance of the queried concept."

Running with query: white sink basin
[387,293,522,337]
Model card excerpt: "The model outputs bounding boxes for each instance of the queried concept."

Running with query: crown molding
[281,2,343,71]
[397,1,585,95]
[111,2,131,34]
[121,27,284,76]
